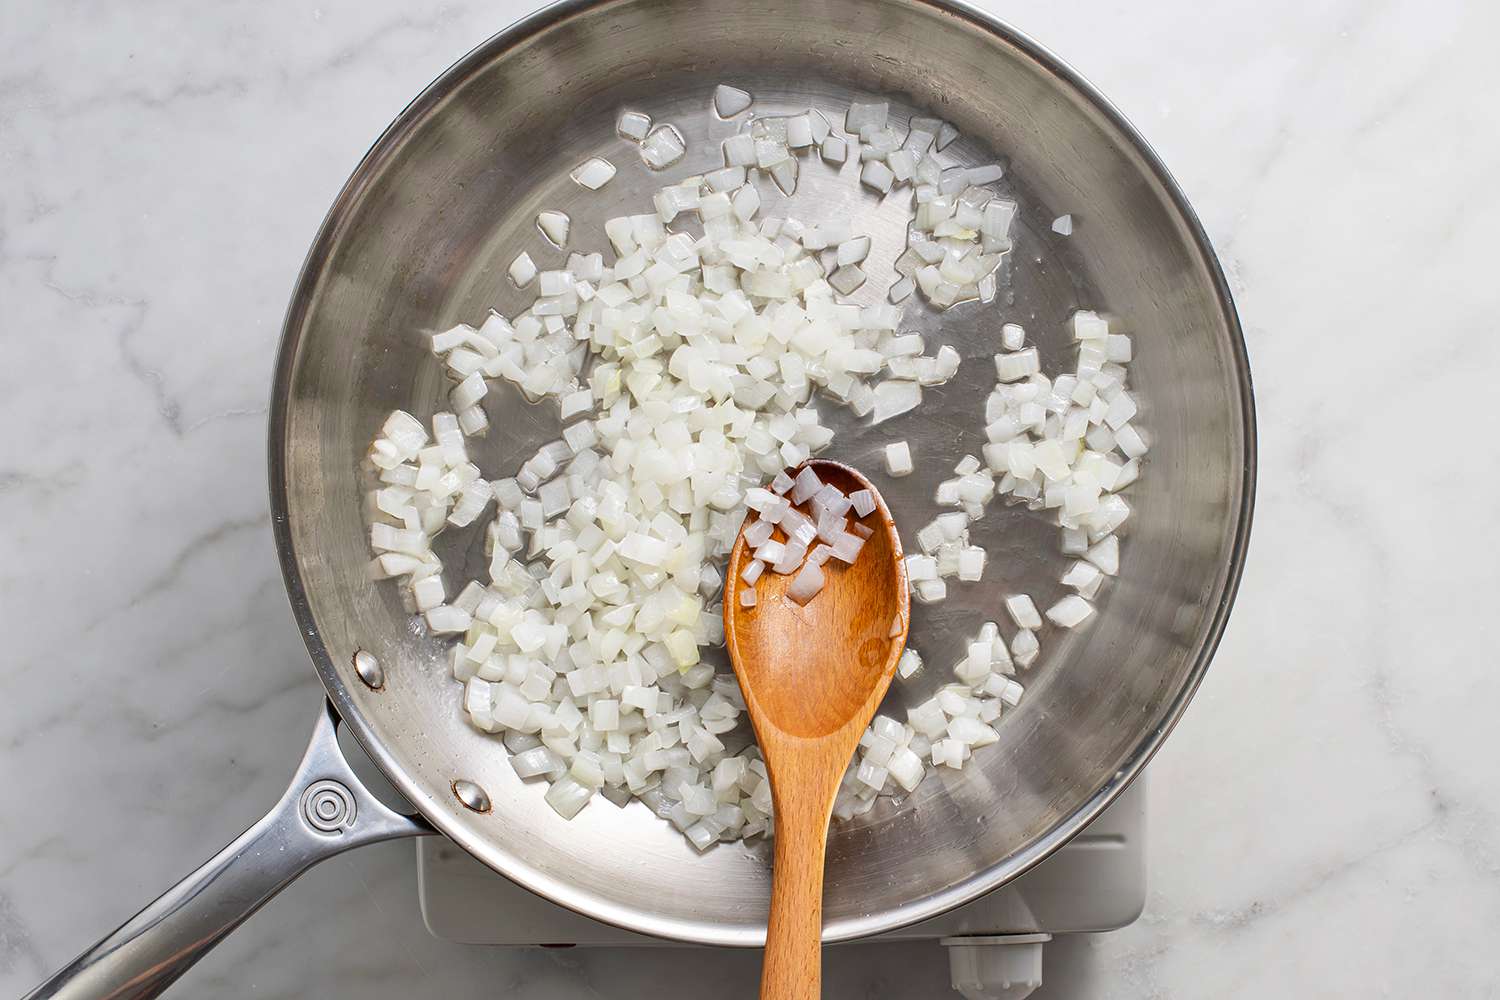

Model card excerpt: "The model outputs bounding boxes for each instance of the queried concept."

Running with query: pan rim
[268,0,1256,946]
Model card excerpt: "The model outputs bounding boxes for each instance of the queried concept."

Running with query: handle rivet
[353,650,384,690]
[452,779,492,813]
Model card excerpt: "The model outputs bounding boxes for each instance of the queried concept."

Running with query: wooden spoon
[724,459,910,1000]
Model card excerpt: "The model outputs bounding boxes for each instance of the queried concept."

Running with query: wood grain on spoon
[723,459,910,1000]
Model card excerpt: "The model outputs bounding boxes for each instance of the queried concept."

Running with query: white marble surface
[3,0,1498,996]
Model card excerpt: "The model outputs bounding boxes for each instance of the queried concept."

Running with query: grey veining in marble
[2,0,1498,997]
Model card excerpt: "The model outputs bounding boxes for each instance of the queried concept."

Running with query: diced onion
[714,84,752,117]
[884,440,913,476]
[570,157,616,189]
[537,210,571,248]
[641,125,687,169]
[364,86,1147,850]
[508,252,537,287]
[786,560,825,605]
[1045,595,1094,628]
[617,110,651,141]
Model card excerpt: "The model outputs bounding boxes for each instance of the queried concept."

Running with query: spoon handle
[760,775,838,1000]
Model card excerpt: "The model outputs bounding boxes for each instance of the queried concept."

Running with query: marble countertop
[3,0,1496,996]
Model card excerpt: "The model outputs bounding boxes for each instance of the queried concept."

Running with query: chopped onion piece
[641,125,687,169]
[1011,628,1040,668]
[845,101,889,132]
[1005,594,1042,630]
[424,605,472,634]
[885,440,913,476]
[723,133,756,166]
[996,348,1040,382]
[860,160,895,194]
[512,746,563,779]
[768,157,798,195]
[743,518,775,549]
[732,184,761,222]
[508,251,537,287]
[755,539,787,565]
[772,539,808,574]
[545,775,593,819]
[1045,595,1094,628]
[828,265,866,295]
[830,532,864,564]
[872,381,922,424]
[617,110,651,141]
[537,210,570,247]
[571,157,616,189]
[714,84,753,117]
[1061,560,1102,592]
[914,578,947,603]
[785,114,814,148]
[791,467,823,504]
[967,163,1004,185]
[787,560,825,605]
[906,554,938,581]
[837,236,872,266]
[957,545,987,582]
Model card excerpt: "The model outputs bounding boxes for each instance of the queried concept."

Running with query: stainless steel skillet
[27,0,1254,995]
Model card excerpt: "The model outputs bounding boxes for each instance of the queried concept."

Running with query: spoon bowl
[724,460,910,999]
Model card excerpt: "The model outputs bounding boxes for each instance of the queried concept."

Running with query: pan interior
[274,0,1251,945]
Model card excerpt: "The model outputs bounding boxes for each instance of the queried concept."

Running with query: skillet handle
[24,701,432,1000]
